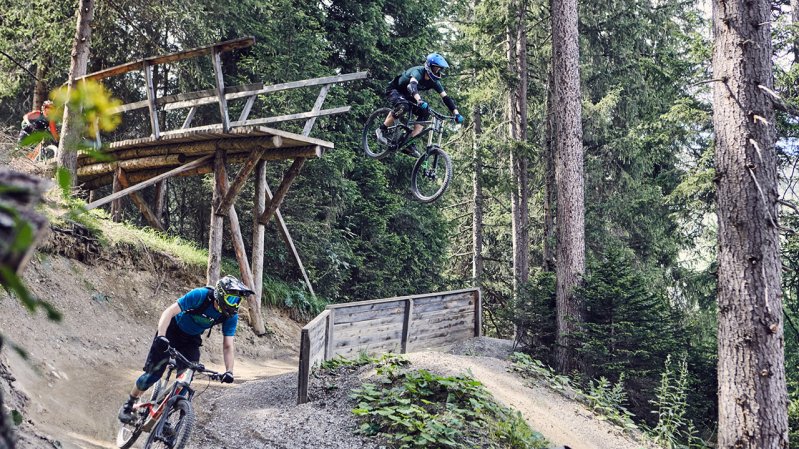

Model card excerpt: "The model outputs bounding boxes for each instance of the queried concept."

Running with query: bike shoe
[118,400,135,424]
[375,126,389,146]
[401,144,420,158]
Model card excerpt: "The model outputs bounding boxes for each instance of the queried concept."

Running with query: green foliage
[510,353,573,392]
[351,363,549,449]
[508,271,556,361]
[321,352,409,372]
[260,275,327,321]
[584,375,638,430]
[648,355,707,449]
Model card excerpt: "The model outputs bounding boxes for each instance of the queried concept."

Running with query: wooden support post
[207,149,225,285]
[111,167,122,222]
[258,157,305,225]
[238,95,256,122]
[117,170,165,232]
[302,84,331,136]
[218,161,266,335]
[252,160,266,314]
[264,180,316,298]
[325,308,335,361]
[211,47,230,132]
[216,149,265,215]
[182,106,197,129]
[154,180,167,229]
[85,155,213,210]
[401,298,414,353]
[144,62,160,139]
[297,328,311,404]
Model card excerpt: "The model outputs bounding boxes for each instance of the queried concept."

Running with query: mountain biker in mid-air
[375,53,464,157]
[118,275,254,424]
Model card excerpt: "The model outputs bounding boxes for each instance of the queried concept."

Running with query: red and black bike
[116,346,224,449]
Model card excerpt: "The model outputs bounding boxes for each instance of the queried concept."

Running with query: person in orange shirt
[18,100,59,160]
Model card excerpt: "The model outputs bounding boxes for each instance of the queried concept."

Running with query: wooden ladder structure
[76,37,367,334]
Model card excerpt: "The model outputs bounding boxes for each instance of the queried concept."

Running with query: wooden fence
[297,288,481,404]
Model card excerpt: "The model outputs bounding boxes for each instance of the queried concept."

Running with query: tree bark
[472,107,484,285]
[32,63,48,110]
[207,149,226,285]
[793,0,799,65]
[551,0,586,373]
[543,67,557,272]
[57,0,95,186]
[712,0,789,446]
[507,0,530,295]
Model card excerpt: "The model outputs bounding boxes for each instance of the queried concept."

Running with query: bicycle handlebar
[167,346,224,380]
[396,98,455,121]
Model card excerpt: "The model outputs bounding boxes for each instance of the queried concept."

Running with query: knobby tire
[362,108,395,159]
[410,147,453,203]
[143,398,195,449]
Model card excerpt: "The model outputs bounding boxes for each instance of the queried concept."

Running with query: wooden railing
[297,288,482,404]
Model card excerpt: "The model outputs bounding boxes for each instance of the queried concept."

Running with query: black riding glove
[221,371,234,384]
[154,336,170,352]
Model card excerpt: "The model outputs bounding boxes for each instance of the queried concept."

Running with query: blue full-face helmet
[424,53,449,81]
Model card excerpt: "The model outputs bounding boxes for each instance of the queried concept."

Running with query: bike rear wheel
[116,397,148,449]
[362,107,397,159]
[143,398,195,449]
[410,147,453,203]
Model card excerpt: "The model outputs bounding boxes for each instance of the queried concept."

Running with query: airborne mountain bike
[116,346,224,449]
[361,101,456,203]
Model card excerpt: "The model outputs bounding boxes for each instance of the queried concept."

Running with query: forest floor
[0,220,658,449]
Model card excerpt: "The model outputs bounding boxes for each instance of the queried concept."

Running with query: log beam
[258,157,305,225]
[84,155,213,210]
[252,161,266,316]
[207,149,225,284]
[215,148,266,215]
[117,169,165,232]
[111,168,122,222]
[78,154,187,178]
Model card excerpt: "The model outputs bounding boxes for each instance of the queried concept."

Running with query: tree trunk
[551,0,586,373]
[57,0,95,186]
[472,107,484,285]
[32,63,48,110]
[543,67,557,272]
[207,149,226,285]
[507,0,530,295]
[712,0,789,446]
[793,0,799,65]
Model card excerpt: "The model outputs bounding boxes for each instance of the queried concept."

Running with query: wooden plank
[302,84,331,136]
[410,318,473,339]
[332,341,403,358]
[474,289,482,337]
[163,83,264,111]
[408,326,475,344]
[78,154,188,177]
[265,180,316,297]
[325,288,480,310]
[332,304,406,325]
[238,95,256,122]
[303,309,331,331]
[84,155,213,210]
[325,309,335,361]
[412,291,474,308]
[258,157,305,225]
[182,107,197,129]
[211,47,230,132]
[408,331,475,352]
[401,298,412,354]
[298,328,311,404]
[334,330,404,349]
[79,36,255,81]
[117,169,165,232]
[334,322,405,340]
[233,107,350,127]
[113,99,150,114]
[226,72,368,100]
[413,294,474,314]
[206,150,225,284]
[332,315,405,330]
[216,149,264,215]
[143,63,160,139]
[413,304,475,321]
[251,160,266,313]
[111,168,122,222]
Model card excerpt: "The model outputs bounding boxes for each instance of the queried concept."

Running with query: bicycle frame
[134,362,197,432]
[393,106,452,154]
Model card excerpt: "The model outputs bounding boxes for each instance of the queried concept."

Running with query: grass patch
[351,356,549,449]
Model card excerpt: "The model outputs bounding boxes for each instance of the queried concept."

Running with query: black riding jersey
[387,66,445,98]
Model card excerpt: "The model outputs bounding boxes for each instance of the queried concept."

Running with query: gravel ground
[188,337,659,449]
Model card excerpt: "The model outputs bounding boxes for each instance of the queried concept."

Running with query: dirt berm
[0,222,658,449]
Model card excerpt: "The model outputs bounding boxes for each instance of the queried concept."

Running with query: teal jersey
[175,288,238,337]
[388,66,444,96]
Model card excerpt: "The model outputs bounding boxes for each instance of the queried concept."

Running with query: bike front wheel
[116,401,146,449]
[143,398,195,449]
[362,107,395,159]
[410,147,453,203]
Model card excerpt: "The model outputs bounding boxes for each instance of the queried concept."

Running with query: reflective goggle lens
[223,294,242,308]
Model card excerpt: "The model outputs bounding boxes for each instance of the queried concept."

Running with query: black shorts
[142,317,202,373]
[387,89,431,121]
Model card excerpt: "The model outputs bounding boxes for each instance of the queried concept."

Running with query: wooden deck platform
[77,126,333,189]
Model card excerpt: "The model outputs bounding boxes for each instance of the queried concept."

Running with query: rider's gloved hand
[154,336,170,352]
[221,371,234,384]
[454,114,464,124]
[417,100,429,111]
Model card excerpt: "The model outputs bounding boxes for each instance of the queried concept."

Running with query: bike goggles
[223,293,244,308]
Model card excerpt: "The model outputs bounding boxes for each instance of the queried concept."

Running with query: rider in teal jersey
[376,53,464,156]
[118,275,253,423]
